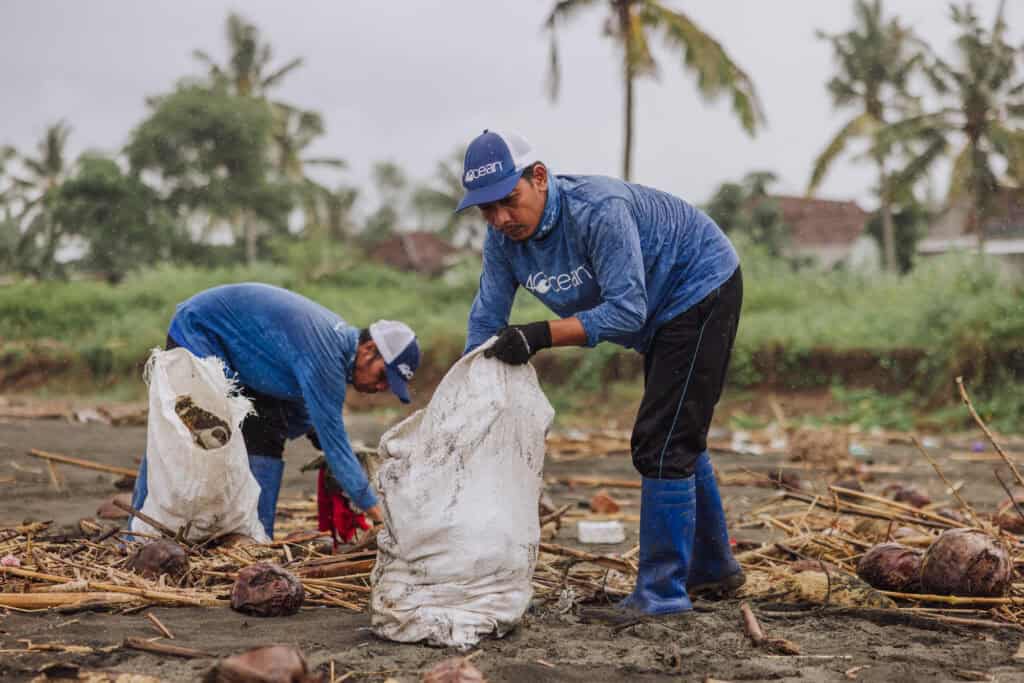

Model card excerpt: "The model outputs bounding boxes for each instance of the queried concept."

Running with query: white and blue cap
[456,129,539,212]
[369,320,420,404]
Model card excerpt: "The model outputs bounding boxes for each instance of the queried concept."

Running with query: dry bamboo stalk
[297,559,375,579]
[956,377,1024,490]
[26,449,137,478]
[539,543,635,574]
[783,490,950,529]
[828,485,969,528]
[0,592,138,609]
[123,637,212,658]
[911,437,983,527]
[147,612,174,639]
[110,499,180,541]
[881,591,1024,606]
[0,566,219,606]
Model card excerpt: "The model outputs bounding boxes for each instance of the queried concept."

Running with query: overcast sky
[2,1,1020,219]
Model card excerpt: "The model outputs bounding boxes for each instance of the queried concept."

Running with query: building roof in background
[928,188,1024,241]
[768,195,869,246]
[368,231,459,276]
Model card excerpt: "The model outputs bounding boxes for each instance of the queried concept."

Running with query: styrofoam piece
[577,520,626,544]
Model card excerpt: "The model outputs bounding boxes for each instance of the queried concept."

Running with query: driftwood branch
[740,602,800,655]
[539,543,635,574]
[26,449,137,478]
[123,637,212,659]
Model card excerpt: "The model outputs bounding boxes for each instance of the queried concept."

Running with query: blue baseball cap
[456,129,540,212]
[369,320,420,404]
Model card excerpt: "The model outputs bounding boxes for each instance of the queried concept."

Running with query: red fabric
[317,468,370,547]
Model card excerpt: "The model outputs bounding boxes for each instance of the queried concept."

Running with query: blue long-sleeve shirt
[465,174,739,354]
[167,283,377,511]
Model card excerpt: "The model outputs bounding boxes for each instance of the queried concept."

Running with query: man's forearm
[549,317,587,347]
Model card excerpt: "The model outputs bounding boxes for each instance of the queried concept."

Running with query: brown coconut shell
[128,540,188,580]
[205,644,323,683]
[920,529,1012,597]
[882,484,931,509]
[231,563,304,617]
[421,657,488,683]
[856,543,923,592]
[993,496,1024,535]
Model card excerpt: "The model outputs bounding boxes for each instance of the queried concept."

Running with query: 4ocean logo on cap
[464,161,503,184]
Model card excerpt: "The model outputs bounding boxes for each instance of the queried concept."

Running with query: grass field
[1,238,1021,430]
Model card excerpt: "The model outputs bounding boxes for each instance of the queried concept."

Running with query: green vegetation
[1,240,1019,430]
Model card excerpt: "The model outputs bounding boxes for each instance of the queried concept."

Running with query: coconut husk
[127,540,188,580]
[421,657,487,683]
[856,543,923,592]
[589,490,621,514]
[231,563,305,617]
[96,493,133,520]
[920,529,1012,597]
[205,645,323,683]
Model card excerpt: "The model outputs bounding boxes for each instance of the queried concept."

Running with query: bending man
[131,283,420,539]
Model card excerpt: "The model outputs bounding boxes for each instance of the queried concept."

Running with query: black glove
[484,322,552,365]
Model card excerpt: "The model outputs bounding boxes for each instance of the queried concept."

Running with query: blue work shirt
[464,174,739,354]
[167,283,376,511]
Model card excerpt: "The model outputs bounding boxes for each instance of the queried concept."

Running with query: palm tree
[193,12,303,99]
[545,0,765,180]
[411,147,486,249]
[887,1,1024,251]
[809,0,924,271]
[271,103,346,242]
[194,12,308,262]
[5,122,72,277]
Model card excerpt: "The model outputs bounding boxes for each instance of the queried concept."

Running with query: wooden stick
[994,469,1024,528]
[0,566,219,606]
[123,637,212,659]
[540,503,574,527]
[25,449,137,478]
[45,460,63,493]
[146,612,174,639]
[740,602,800,655]
[553,476,641,489]
[782,490,950,529]
[828,486,968,528]
[0,592,138,609]
[957,376,1024,489]
[539,543,635,574]
[110,499,181,542]
[296,559,375,579]
[880,590,1024,606]
[911,437,982,527]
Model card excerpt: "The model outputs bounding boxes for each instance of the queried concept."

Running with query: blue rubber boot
[688,452,745,596]
[248,455,285,540]
[580,476,696,624]
[127,456,149,535]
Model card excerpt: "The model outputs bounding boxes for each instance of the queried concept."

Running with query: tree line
[2,1,1022,281]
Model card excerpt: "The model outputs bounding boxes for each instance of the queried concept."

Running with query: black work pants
[165,335,290,458]
[630,266,743,479]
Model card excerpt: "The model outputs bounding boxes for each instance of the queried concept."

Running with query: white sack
[370,343,554,648]
[130,347,267,543]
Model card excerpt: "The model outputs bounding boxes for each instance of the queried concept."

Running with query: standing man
[130,283,420,539]
[459,130,744,623]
